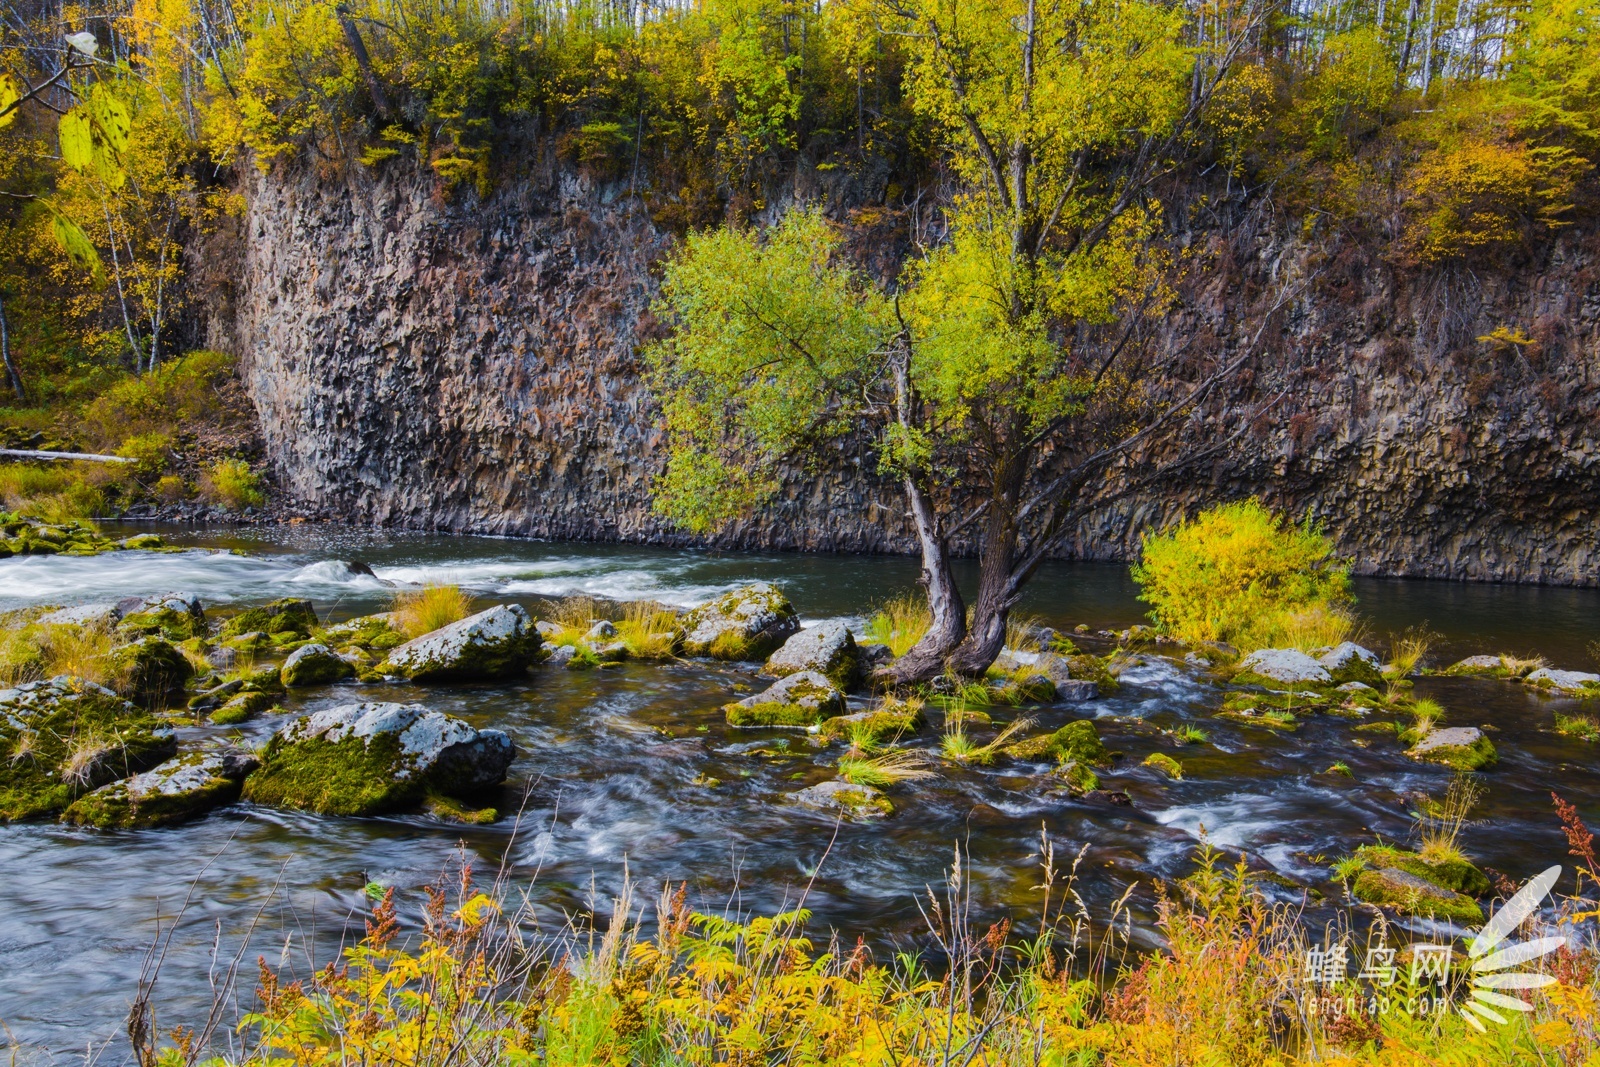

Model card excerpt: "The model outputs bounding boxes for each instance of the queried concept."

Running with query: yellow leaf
[59,108,94,171]
[0,73,18,130]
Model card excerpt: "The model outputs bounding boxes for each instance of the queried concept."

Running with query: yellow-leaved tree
[647,0,1290,683]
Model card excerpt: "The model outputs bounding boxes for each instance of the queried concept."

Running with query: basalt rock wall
[222,158,1600,585]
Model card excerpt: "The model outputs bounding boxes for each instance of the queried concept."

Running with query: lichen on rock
[1406,726,1498,771]
[221,598,319,640]
[725,670,846,727]
[382,605,540,682]
[281,643,356,688]
[1234,648,1333,687]
[110,636,194,707]
[763,621,859,689]
[242,701,515,816]
[682,584,800,661]
[789,779,892,820]
[0,677,176,822]
[62,749,258,829]
[114,593,207,641]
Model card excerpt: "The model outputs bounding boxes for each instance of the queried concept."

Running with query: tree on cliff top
[646,0,1297,684]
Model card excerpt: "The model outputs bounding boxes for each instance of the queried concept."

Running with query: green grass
[390,585,473,640]
[1556,712,1600,742]
[835,750,937,788]
[862,592,931,658]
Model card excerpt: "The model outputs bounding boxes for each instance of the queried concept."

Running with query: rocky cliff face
[225,160,1600,585]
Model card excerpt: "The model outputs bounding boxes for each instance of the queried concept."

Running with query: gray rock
[681,583,800,660]
[1526,667,1600,694]
[546,644,577,667]
[788,779,891,819]
[993,650,1095,700]
[36,602,123,628]
[763,621,859,688]
[383,604,540,681]
[585,620,618,640]
[242,702,516,815]
[281,643,356,687]
[1450,655,1505,673]
[1407,726,1498,770]
[856,642,893,670]
[534,620,561,638]
[1336,681,1375,692]
[113,593,207,639]
[1237,648,1332,685]
[205,646,238,670]
[62,749,259,829]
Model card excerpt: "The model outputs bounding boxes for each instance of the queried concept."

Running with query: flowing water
[3,525,1600,1057]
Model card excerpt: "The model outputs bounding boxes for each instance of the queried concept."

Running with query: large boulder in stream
[36,602,124,628]
[789,779,893,820]
[1235,648,1332,686]
[63,749,259,829]
[242,702,515,816]
[381,604,540,681]
[725,671,846,727]
[0,677,176,822]
[762,621,859,688]
[993,649,1099,701]
[682,584,800,661]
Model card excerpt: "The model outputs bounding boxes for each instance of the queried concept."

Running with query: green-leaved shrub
[1132,499,1354,651]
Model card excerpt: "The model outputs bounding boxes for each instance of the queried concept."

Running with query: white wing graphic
[1457,865,1566,1032]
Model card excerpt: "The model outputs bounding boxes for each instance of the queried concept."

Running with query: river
[2,525,1599,1058]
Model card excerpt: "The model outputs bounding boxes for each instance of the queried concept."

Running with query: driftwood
[0,448,134,464]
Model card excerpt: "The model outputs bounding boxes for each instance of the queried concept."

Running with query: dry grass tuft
[391,585,473,640]
[1416,775,1483,866]
[836,749,938,788]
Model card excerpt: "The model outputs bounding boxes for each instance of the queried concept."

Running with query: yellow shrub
[1132,499,1353,650]
[200,458,264,509]
[1405,137,1579,262]
[115,431,172,475]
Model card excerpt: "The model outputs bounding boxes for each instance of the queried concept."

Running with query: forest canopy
[0,0,1595,402]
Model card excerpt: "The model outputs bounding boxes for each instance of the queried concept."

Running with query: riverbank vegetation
[0,351,265,519]
[137,827,1600,1066]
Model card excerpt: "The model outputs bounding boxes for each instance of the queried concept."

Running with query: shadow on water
[3,524,1600,1054]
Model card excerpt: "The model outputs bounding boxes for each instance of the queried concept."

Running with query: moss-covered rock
[1142,752,1183,779]
[1406,726,1498,771]
[423,792,499,824]
[320,612,408,652]
[1352,845,1491,897]
[1317,643,1383,686]
[1442,655,1526,678]
[114,593,207,641]
[62,749,258,829]
[1351,866,1483,923]
[725,670,846,727]
[281,643,356,688]
[1003,719,1111,765]
[242,702,515,816]
[210,689,278,725]
[682,583,800,661]
[789,779,892,820]
[0,677,177,821]
[382,605,540,682]
[763,621,860,689]
[815,702,925,743]
[110,636,194,707]
[1525,668,1600,697]
[1056,759,1100,795]
[220,598,319,640]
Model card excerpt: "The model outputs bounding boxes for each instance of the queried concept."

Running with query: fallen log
[0,448,134,464]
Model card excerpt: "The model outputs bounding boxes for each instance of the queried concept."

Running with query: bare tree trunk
[0,288,23,401]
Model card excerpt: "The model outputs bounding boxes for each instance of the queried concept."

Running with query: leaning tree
[647,0,1295,684]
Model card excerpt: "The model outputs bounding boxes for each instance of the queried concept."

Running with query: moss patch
[61,751,243,829]
[1003,720,1111,765]
[1354,845,1491,897]
[1351,867,1484,923]
[0,680,176,821]
[221,598,318,640]
[242,730,421,816]
[424,792,499,824]
[1142,752,1183,779]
